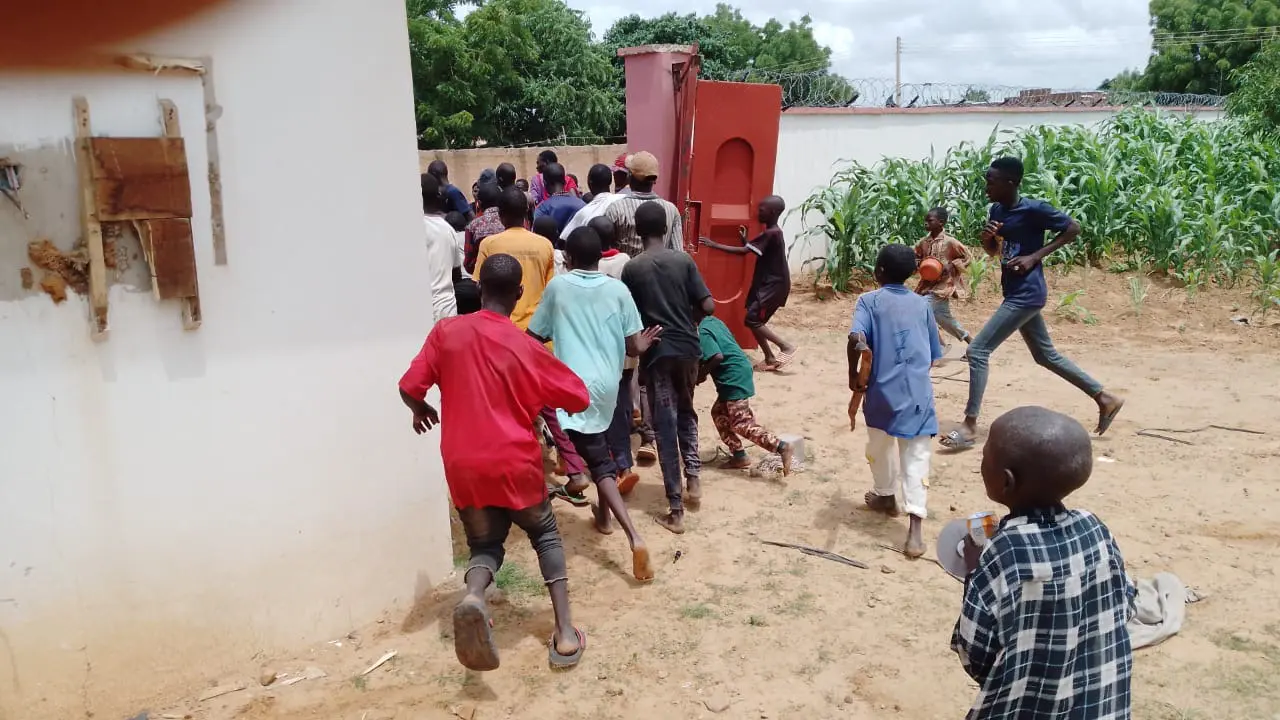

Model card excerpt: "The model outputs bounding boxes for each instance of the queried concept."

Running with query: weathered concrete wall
[0,2,451,718]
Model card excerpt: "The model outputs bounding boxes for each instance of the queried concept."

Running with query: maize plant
[800,108,1280,293]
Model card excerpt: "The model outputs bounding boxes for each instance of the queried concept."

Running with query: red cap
[613,153,630,172]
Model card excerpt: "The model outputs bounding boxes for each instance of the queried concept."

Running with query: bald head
[982,406,1093,507]
[758,195,785,225]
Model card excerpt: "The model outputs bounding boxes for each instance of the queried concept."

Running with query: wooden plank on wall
[88,137,193,220]
[135,218,198,300]
[158,98,201,329]
[73,96,109,339]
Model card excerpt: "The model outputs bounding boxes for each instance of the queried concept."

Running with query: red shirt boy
[399,309,588,509]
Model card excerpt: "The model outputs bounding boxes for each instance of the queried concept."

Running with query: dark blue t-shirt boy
[990,199,1073,309]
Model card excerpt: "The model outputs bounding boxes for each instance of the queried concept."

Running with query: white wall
[774,107,1223,270]
[0,2,450,718]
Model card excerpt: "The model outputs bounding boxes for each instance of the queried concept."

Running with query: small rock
[657,670,669,680]
[259,668,277,687]
[704,694,732,713]
[597,672,608,680]
[880,565,895,574]
[949,505,957,512]
[844,694,855,705]
[606,688,624,697]
[450,703,477,720]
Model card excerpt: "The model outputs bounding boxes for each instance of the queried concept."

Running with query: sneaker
[636,444,658,465]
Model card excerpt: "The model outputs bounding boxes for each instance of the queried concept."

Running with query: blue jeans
[965,302,1104,419]
[929,296,970,343]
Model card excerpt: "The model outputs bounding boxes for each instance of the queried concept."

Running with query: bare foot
[720,455,751,470]
[685,476,702,508]
[654,511,685,535]
[904,518,925,558]
[864,491,899,516]
[592,501,615,535]
[779,442,794,476]
[553,627,579,657]
[632,545,654,582]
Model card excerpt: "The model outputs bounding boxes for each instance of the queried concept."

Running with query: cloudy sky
[566,0,1156,90]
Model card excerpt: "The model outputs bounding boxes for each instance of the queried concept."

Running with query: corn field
[799,109,1280,304]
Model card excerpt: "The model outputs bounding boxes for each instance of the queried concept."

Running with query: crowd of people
[400,149,1136,719]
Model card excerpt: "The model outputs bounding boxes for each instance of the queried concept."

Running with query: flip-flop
[752,361,780,372]
[548,484,590,507]
[1096,399,1125,436]
[548,627,586,669]
[773,349,797,370]
[453,597,500,671]
[939,429,976,451]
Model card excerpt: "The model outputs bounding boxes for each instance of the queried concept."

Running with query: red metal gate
[679,79,782,350]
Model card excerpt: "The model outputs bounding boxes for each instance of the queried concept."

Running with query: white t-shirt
[560,192,624,241]
[423,215,459,323]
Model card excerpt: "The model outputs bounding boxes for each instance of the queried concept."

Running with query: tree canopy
[406,0,621,148]
[408,1,847,148]
[1138,0,1280,93]
[601,5,834,79]
[1227,41,1280,135]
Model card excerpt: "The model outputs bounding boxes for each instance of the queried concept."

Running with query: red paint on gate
[679,80,782,350]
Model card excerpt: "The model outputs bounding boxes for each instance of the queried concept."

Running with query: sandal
[939,429,976,451]
[548,627,586,669]
[1095,399,1125,436]
[547,483,590,507]
[453,597,500,671]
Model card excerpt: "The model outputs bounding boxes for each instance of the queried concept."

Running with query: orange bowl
[919,257,944,282]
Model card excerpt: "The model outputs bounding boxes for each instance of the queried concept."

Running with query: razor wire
[721,71,1228,110]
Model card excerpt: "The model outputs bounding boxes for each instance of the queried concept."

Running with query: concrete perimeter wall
[424,107,1222,270]
[775,106,1222,270]
[419,145,626,192]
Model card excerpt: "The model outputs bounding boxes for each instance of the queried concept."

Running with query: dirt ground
[165,269,1280,720]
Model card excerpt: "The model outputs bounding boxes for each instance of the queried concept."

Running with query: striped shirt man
[603,192,684,257]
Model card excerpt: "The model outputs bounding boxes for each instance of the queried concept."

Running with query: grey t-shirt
[620,248,712,364]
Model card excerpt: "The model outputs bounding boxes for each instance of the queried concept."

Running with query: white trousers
[865,427,931,519]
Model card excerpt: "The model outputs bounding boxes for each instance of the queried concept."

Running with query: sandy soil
[164,269,1280,720]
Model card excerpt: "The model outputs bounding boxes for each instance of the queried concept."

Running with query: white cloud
[570,0,1155,90]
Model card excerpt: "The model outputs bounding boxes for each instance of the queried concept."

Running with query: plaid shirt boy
[951,506,1135,720]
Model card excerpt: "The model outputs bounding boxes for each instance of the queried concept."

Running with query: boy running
[475,187,591,503]
[700,195,796,370]
[848,244,944,557]
[399,253,589,671]
[589,216,651,493]
[953,406,1134,719]
[528,226,661,582]
[915,206,972,349]
[698,313,795,473]
[621,201,715,534]
[941,157,1124,450]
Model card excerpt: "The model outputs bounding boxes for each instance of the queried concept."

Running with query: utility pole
[894,36,902,107]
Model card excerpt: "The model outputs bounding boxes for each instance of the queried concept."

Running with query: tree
[406,0,481,148]
[602,6,833,79]
[465,0,622,146]
[1228,41,1280,135]
[1141,0,1280,94]
[962,87,991,103]
[1098,68,1144,91]
[405,0,622,149]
